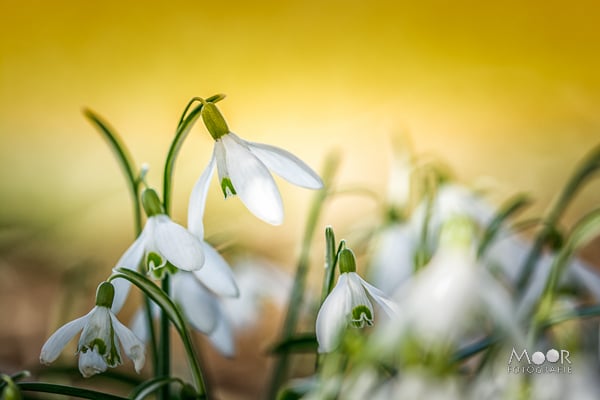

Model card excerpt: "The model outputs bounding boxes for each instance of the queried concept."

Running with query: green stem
[109,269,207,395]
[162,94,224,214]
[267,153,340,399]
[17,382,127,400]
[158,275,171,400]
[83,108,159,375]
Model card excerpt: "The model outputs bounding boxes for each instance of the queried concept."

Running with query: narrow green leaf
[518,144,600,290]
[83,109,141,237]
[270,333,318,354]
[17,382,127,400]
[478,193,531,257]
[129,376,184,400]
[276,377,317,400]
[320,226,337,304]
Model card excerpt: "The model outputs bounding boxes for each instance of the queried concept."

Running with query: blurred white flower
[221,259,292,330]
[368,223,416,296]
[40,282,145,378]
[131,271,235,357]
[316,249,398,353]
[190,100,323,225]
[373,218,517,353]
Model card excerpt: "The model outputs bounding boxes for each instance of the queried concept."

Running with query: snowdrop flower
[40,282,145,378]
[189,99,323,225]
[374,217,517,352]
[316,248,398,353]
[112,188,206,313]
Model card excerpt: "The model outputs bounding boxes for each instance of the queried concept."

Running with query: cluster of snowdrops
[2,95,600,400]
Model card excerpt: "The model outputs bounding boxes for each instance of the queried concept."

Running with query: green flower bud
[201,101,229,140]
[339,248,357,273]
[95,282,115,308]
[141,188,164,217]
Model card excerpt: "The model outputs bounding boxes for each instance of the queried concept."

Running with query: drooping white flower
[40,282,145,378]
[189,100,323,226]
[316,248,398,353]
[112,188,207,313]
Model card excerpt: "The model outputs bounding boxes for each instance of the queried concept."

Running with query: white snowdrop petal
[207,311,235,357]
[221,133,284,225]
[78,348,108,378]
[188,153,216,238]
[153,215,205,271]
[247,141,323,189]
[193,242,239,297]
[172,273,219,334]
[111,314,146,373]
[129,308,150,344]
[358,276,400,318]
[111,231,148,313]
[316,274,351,353]
[40,314,89,364]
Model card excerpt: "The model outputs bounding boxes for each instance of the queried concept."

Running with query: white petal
[111,314,146,373]
[111,230,148,313]
[78,348,107,378]
[316,274,351,353]
[152,215,205,271]
[207,311,235,357]
[172,272,219,334]
[40,314,89,364]
[356,274,400,318]
[129,308,150,344]
[193,242,239,298]
[247,141,323,189]
[188,152,216,238]
[221,133,284,225]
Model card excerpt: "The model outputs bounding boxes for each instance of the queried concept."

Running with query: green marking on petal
[106,321,121,367]
[87,338,107,355]
[220,177,237,198]
[351,305,373,328]
[147,252,164,272]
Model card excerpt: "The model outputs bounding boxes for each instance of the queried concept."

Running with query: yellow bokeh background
[1,0,600,392]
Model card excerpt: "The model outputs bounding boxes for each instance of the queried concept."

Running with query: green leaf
[110,269,206,395]
[83,109,141,236]
[517,144,600,291]
[270,333,318,354]
[17,382,127,400]
[320,226,337,303]
[477,193,531,257]
[129,377,184,400]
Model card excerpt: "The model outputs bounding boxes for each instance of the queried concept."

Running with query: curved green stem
[110,269,207,396]
[162,93,225,214]
[267,153,340,399]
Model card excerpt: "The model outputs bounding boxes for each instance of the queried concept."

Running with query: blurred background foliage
[1,0,600,395]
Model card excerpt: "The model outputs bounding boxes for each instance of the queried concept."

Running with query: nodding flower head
[40,282,145,378]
